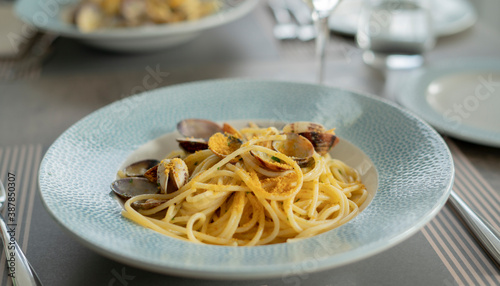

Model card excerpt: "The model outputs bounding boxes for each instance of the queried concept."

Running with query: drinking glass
[303,0,342,83]
[356,0,435,69]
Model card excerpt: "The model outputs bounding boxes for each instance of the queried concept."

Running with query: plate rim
[397,58,500,148]
[38,78,454,279]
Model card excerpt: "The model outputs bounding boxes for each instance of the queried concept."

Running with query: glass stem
[314,13,330,84]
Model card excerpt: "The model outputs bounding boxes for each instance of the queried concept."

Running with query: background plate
[329,0,477,37]
[397,59,500,147]
[14,0,258,52]
[39,79,454,279]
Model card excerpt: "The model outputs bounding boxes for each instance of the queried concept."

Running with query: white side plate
[329,0,477,37]
[397,59,500,147]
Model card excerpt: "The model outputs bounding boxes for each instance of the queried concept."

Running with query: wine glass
[303,0,342,84]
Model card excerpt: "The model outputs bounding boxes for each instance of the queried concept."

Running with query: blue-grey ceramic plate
[14,0,258,52]
[397,59,500,148]
[39,79,454,279]
[329,0,477,37]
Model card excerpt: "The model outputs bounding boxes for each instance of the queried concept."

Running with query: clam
[110,177,166,210]
[74,2,104,32]
[252,150,292,171]
[131,198,167,210]
[283,122,325,134]
[222,123,243,139]
[208,132,243,162]
[145,0,176,23]
[176,119,224,153]
[177,119,223,140]
[282,122,339,155]
[176,138,208,153]
[298,131,339,156]
[157,158,189,194]
[111,177,160,200]
[272,133,314,166]
[252,133,314,170]
[120,0,146,25]
[122,159,160,177]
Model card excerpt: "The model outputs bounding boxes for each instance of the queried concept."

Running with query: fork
[268,0,298,40]
[284,0,316,41]
[0,180,43,285]
[0,31,57,81]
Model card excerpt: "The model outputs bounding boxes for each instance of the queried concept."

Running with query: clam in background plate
[14,0,258,52]
[397,59,500,147]
[329,0,477,37]
[38,79,454,279]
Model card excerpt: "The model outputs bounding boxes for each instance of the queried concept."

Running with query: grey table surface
[1,0,500,285]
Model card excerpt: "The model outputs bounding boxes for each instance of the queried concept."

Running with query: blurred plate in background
[14,0,258,52]
[397,59,500,147]
[329,0,477,37]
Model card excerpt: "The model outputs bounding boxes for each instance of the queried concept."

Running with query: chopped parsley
[271,156,281,163]
[129,179,133,183]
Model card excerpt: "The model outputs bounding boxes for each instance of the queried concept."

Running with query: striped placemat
[422,139,500,285]
[0,144,43,286]
[0,142,498,285]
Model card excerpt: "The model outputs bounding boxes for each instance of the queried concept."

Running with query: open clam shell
[122,159,160,177]
[299,132,339,156]
[157,158,189,194]
[251,150,292,171]
[282,122,339,155]
[252,133,314,170]
[272,133,314,165]
[111,177,160,199]
[176,138,209,153]
[208,132,243,162]
[283,122,325,134]
[177,119,223,140]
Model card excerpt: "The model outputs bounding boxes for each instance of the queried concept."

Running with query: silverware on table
[0,31,57,81]
[267,0,298,40]
[449,190,500,266]
[284,0,316,41]
[0,180,43,285]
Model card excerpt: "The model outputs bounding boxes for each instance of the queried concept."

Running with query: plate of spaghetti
[39,79,454,279]
[112,119,376,245]
[14,0,258,52]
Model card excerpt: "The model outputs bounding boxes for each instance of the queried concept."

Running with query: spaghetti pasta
[118,122,367,246]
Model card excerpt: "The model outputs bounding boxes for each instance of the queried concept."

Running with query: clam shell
[177,119,223,140]
[299,132,339,156]
[111,177,160,199]
[176,138,208,153]
[208,132,242,162]
[123,159,160,177]
[282,122,325,134]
